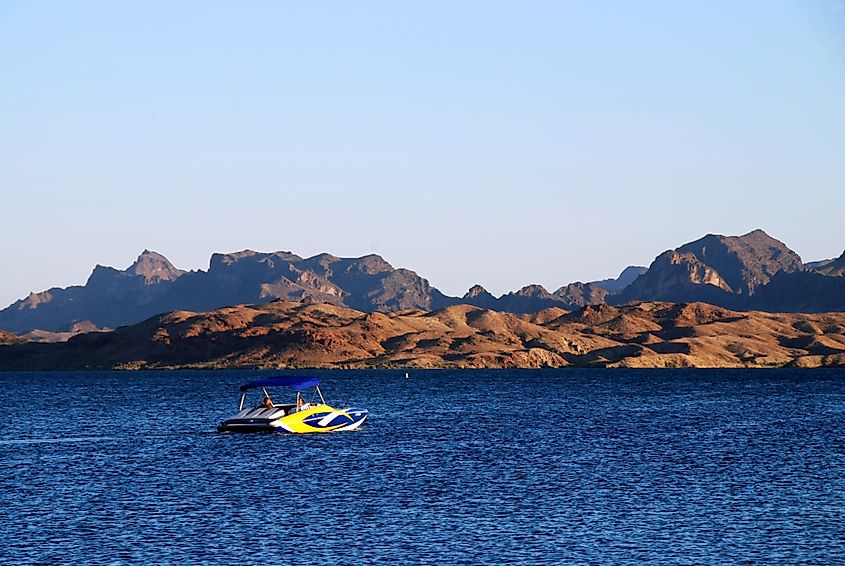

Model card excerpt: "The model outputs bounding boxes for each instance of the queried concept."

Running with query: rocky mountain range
[0,249,643,334]
[1,300,843,370]
[0,250,456,334]
[0,229,843,336]
[615,230,845,312]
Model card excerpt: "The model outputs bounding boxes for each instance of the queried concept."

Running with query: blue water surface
[1,369,844,564]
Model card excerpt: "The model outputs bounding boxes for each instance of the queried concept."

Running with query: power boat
[217,375,368,433]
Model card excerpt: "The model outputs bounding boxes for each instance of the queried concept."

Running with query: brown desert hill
[522,307,570,325]
[19,320,110,344]
[2,300,844,370]
[0,330,23,345]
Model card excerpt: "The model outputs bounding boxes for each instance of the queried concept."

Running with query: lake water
[1,369,844,564]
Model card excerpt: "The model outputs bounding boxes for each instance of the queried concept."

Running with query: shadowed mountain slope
[810,251,845,277]
[615,230,825,311]
[0,250,456,333]
[676,229,803,295]
[590,266,648,294]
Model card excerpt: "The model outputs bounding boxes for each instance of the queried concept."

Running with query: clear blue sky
[1,1,844,306]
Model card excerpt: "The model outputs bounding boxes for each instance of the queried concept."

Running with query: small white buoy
[404,372,409,379]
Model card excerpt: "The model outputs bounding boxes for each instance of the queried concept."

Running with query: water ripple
[0,368,843,564]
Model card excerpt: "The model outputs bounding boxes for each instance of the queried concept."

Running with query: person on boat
[297,393,303,411]
[263,396,273,409]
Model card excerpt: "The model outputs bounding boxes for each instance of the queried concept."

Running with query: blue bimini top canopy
[240,376,320,392]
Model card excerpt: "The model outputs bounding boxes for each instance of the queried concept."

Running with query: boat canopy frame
[236,376,326,410]
[239,376,320,391]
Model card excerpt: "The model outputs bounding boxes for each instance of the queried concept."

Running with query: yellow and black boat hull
[218,404,368,434]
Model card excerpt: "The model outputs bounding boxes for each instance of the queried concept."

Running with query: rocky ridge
[2,300,843,370]
[2,229,843,336]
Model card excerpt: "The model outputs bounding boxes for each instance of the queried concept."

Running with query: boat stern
[216,406,288,433]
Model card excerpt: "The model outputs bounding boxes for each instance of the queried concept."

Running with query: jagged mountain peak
[676,229,802,295]
[307,252,341,263]
[464,284,493,299]
[0,247,452,332]
[347,254,394,274]
[617,229,804,306]
[210,249,303,269]
[512,284,552,297]
[554,281,608,307]
[129,250,185,284]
